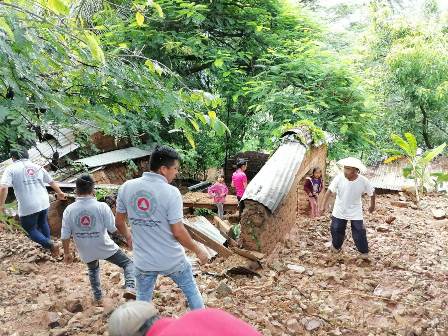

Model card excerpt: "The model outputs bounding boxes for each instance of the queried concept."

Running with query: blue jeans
[20,208,52,249]
[331,216,369,253]
[87,249,135,301]
[135,260,204,310]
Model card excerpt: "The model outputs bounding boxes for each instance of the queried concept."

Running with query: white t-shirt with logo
[328,173,375,220]
[61,197,119,263]
[0,159,53,217]
[116,172,185,272]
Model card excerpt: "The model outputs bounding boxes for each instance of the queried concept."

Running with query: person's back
[62,174,136,303]
[3,159,51,217]
[0,148,66,255]
[117,173,185,271]
[62,196,118,263]
[115,145,209,308]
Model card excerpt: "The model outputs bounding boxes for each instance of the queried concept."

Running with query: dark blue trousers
[331,216,369,253]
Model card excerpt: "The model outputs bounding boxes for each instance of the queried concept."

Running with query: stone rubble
[0,193,447,335]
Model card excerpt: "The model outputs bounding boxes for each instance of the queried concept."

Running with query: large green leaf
[418,143,446,165]
[0,18,14,41]
[136,12,145,27]
[404,133,417,156]
[391,134,414,157]
[84,32,105,64]
[47,0,70,16]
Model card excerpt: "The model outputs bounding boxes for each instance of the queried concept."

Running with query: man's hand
[64,253,73,264]
[195,246,210,265]
[56,192,67,200]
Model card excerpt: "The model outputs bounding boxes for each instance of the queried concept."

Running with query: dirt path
[0,194,447,335]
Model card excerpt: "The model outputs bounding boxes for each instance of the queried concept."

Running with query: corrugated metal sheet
[0,134,79,176]
[366,157,448,191]
[47,128,77,147]
[75,147,152,168]
[242,140,307,213]
[183,216,226,245]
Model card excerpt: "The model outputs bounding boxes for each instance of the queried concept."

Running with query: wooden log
[231,247,265,262]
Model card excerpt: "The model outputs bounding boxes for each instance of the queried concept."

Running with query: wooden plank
[183,202,238,211]
[231,247,265,261]
[213,216,231,235]
[184,222,233,258]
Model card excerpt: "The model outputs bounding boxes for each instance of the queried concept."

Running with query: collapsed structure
[240,127,327,254]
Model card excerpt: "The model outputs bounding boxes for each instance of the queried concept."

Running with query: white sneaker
[359,253,369,260]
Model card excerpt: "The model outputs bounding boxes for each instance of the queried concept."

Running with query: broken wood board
[213,216,231,234]
[231,247,265,262]
[183,217,233,258]
[183,192,238,211]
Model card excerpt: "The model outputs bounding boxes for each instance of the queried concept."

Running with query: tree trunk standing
[224,97,232,177]
[419,104,432,149]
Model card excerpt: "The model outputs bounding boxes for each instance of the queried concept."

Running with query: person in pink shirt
[108,301,262,336]
[231,160,248,217]
[207,174,228,219]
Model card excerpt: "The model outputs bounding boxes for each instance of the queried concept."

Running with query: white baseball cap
[108,301,159,336]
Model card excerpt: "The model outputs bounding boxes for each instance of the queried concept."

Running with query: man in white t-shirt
[321,157,375,259]
[0,148,66,256]
[61,175,136,304]
[115,145,209,309]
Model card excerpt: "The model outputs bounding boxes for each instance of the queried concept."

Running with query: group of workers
[0,144,375,334]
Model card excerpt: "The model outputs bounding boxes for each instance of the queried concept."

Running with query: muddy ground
[0,193,447,336]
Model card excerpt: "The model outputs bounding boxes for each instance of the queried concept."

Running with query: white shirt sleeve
[328,175,340,193]
[116,184,127,214]
[103,203,117,233]
[364,178,375,196]
[61,208,72,240]
[167,188,183,225]
[41,168,54,184]
[0,167,13,187]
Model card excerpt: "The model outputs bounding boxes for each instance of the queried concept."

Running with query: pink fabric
[208,183,228,203]
[146,309,261,336]
[308,196,320,218]
[232,169,247,197]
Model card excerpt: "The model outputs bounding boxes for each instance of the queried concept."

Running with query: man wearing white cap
[321,157,375,259]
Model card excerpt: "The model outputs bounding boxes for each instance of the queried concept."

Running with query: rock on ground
[0,194,448,335]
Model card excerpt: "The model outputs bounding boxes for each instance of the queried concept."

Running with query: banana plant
[385,133,446,206]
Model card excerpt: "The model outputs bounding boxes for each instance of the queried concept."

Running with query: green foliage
[95,188,113,202]
[193,208,215,217]
[386,132,446,204]
[274,120,326,145]
[0,1,227,158]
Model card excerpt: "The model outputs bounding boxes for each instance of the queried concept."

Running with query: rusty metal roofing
[242,139,307,213]
[366,157,448,191]
[75,147,152,168]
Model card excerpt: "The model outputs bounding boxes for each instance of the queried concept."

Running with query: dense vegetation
[0,0,446,174]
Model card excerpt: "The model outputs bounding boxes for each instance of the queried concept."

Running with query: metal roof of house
[366,157,448,191]
[242,140,307,213]
[75,147,152,168]
[0,128,80,176]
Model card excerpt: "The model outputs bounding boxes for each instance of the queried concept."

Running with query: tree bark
[419,104,432,148]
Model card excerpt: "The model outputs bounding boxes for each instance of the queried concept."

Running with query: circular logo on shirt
[130,190,157,218]
[77,211,96,231]
[25,167,36,177]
